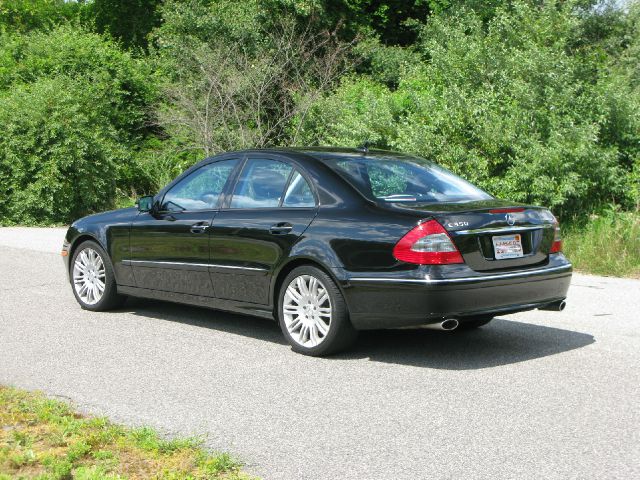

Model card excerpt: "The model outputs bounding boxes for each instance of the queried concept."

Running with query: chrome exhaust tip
[539,300,567,312]
[423,318,459,331]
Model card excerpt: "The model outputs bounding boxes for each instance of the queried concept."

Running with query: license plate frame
[492,233,524,260]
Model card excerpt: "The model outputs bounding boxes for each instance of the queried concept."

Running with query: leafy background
[0,0,638,225]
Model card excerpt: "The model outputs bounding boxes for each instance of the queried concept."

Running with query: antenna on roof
[357,141,371,154]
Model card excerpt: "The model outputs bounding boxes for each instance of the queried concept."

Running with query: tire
[278,265,358,356]
[70,240,125,311]
[457,315,494,330]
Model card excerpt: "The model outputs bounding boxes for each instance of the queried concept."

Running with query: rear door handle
[269,223,293,235]
[190,222,208,234]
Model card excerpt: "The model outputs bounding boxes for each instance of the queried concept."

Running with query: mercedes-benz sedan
[62,147,572,355]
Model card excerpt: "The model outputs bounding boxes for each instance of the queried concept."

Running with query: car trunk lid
[387,199,556,271]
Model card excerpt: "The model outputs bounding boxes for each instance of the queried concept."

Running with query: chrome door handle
[190,222,208,234]
[269,223,293,235]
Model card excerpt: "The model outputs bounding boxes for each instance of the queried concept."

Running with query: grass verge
[563,211,640,278]
[0,386,255,480]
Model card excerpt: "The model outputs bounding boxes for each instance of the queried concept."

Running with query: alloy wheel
[73,247,106,305]
[283,274,332,348]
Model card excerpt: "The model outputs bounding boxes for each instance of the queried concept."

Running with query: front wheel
[70,240,125,311]
[278,266,357,356]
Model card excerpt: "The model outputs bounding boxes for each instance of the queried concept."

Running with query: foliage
[0,385,255,479]
[90,0,162,49]
[563,209,640,277]
[0,26,154,133]
[0,0,85,34]
[0,0,638,228]
[298,1,640,218]
[156,22,352,156]
[0,77,125,225]
[0,26,157,223]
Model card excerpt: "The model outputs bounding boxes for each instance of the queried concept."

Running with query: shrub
[0,77,126,224]
[298,1,640,218]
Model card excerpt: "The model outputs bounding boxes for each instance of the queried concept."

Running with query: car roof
[218,146,420,163]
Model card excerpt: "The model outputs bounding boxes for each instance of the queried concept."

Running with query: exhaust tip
[538,300,567,312]
[441,318,459,331]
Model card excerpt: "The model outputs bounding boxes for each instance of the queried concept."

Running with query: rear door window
[230,159,293,209]
[282,171,315,207]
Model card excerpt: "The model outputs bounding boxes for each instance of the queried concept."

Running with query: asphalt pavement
[0,227,638,480]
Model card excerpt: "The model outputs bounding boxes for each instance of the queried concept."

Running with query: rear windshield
[317,154,492,203]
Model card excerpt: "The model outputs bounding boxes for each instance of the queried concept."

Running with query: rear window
[318,154,492,203]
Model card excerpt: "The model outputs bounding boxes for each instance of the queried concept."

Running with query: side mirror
[136,195,155,213]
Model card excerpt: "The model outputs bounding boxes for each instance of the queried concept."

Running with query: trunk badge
[505,213,516,226]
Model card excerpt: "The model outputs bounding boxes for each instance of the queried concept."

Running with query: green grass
[0,386,256,480]
[563,211,640,278]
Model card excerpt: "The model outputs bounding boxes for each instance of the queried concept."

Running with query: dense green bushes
[0,77,124,224]
[299,2,640,217]
[0,0,638,225]
[0,25,155,224]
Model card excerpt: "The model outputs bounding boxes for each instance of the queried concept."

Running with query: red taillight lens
[550,220,562,253]
[489,207,525,214]
[393,220,464,265]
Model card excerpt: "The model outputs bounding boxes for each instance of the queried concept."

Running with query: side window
[230,159,292,208]
[162,159,238,212]
[282,171,315,207]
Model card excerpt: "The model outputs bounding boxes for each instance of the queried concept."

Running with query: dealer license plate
[492,234,524,260]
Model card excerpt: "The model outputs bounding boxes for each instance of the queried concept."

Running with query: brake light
[489,207,525,214]
[393,220,464,265]
[550,220,562,253]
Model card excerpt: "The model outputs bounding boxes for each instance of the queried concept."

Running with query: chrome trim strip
[454,224,552,235]
[349,264,572,286]
[124,260,267,272]
[209,264,267,272]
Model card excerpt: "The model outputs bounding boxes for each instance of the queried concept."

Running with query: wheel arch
[271,257,347,319]
[67,233,105,274]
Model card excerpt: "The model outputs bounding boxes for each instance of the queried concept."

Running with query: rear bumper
[338,255,572,330]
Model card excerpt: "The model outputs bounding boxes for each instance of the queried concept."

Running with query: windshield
[318,154,492,203]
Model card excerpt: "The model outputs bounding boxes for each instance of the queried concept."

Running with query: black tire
[278,265,358,356]
[457,315,494,330]
[70,240,126,311]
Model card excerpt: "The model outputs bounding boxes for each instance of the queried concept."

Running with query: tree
[299,1,639,217]
[0,0,85,33]
[156,19,353,156]
[91,0,161,49]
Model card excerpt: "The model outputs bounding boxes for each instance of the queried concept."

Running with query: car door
[129,158,240,296]
[209,155,318,305]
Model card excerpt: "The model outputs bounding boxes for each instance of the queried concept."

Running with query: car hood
[73,207,138,226]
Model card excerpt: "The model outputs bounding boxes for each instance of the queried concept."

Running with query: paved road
[1,227,639,480]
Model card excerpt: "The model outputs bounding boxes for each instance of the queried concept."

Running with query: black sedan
[62,147,572,355]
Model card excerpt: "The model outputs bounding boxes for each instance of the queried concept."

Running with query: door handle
[190,222,208,234]
[269,223,293,235]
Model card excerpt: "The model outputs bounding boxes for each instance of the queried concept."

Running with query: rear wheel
[457,315,494,330]
[71,240,125,311]
[278,266,357,356]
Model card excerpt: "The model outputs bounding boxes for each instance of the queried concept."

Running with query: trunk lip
[376,198,541,216]
[452,224,554,236]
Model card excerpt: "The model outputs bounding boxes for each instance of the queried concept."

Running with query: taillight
[393,220,464,265]
[550,219,562,253]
